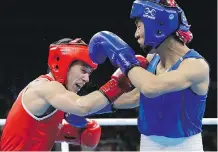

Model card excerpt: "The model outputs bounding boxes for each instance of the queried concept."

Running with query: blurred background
[0,0,217,151]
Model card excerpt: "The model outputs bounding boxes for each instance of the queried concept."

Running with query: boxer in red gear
[54,55,148,148]
[0,38,133,151]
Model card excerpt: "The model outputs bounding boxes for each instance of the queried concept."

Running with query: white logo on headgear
[169,14,174,20]
[143,7,156,20]
[61,49,69,55]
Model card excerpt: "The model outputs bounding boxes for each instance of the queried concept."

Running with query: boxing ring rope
[0,118,217,126]
[0,118,217,152]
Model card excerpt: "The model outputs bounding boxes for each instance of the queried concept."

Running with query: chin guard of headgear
[48,38,98,84]
[130,0,193,49]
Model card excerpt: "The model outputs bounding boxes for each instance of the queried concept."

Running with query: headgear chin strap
[130,0,193,49]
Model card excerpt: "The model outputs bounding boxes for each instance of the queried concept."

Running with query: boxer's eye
[81,69,86,74]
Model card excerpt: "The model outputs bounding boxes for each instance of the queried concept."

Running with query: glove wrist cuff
[124,64,141,76]
[117,53,141,76]
[99,79,123,103]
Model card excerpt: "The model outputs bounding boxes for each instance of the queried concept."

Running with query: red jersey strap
[38,75,54,81]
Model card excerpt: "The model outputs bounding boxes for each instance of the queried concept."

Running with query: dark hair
[50,38,88,46]
[51,38,73,45]
[47,38,88,73]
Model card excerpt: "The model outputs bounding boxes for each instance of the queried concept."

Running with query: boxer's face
[135,19,145,48]
[66,61,93,93]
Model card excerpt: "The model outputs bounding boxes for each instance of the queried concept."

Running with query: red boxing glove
[56,120,81,145]
[135,55,149,68]
[100,55,149,102]
[80,119,101,148]
[56,119,101,148]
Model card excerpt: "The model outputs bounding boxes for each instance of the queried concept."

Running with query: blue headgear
[130,0,191,49]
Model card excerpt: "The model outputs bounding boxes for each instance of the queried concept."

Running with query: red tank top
[0,75,65,151]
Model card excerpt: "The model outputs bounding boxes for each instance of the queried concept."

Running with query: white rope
[94,118,218,125]
[0,118,217,126]
[0,118,217,152]
[59,118,217,152]
[61,142,69,152]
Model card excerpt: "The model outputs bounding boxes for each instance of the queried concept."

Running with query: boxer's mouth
[75,84,82,90]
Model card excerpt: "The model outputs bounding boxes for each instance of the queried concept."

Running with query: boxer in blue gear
[88,0,210,151]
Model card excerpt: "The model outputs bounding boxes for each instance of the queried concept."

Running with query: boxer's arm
[128,58,209,98]
[112,54,153,109]
[34,81,109,116]
[113,88,140,109]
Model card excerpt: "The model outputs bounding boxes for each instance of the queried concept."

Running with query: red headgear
[48,38,98,84]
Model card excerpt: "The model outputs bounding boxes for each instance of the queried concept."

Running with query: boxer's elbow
[140,82,160,98]
[73,98,97,116]
[113,89,140,109]
[141,90,159,98]
[75,108,90,116]
[75,105,95,116]
[73,102,91,117]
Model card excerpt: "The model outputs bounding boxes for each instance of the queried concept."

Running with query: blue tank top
[138,50,207,138]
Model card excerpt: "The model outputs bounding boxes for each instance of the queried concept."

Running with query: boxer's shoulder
[23,77,65,108]
[179,57,209,74]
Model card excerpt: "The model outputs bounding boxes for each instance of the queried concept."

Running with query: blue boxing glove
[65,113,88,128]
[65,104,114,127]
[89,31,141,75]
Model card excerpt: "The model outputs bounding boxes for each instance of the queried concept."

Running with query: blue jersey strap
[170,50,203,71]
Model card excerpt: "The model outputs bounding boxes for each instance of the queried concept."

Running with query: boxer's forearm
[75,91,109,116]
[128,66,158,98]
[113,88,139,109]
